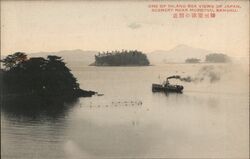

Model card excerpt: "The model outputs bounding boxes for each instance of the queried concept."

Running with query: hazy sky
[1,1,249,57]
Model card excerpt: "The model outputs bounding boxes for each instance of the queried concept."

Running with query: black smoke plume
[167,66,222,83]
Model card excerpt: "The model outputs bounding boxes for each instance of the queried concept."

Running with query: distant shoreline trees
[185,58,201,63]
[92,50,150,66]
[185,53,231,64]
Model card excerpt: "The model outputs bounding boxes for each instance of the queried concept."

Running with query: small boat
[152,76,184,93]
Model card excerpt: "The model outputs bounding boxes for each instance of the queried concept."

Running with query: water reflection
[1,96,82,159]
[1,96,79,119]
[65,118,165,158]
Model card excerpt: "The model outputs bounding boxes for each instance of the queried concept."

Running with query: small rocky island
[0,52,96,101]
[91,50,150,66]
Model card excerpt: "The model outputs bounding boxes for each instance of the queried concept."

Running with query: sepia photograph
[1,0,249,158]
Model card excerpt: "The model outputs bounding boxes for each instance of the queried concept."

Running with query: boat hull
[152,84,183,93]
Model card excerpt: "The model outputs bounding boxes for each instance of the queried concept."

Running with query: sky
[1,1,249,57]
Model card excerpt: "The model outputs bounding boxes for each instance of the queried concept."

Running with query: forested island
[185,53,231,64]
[91,50,150,66]
[205,53,231,63]
[0,52,96,101]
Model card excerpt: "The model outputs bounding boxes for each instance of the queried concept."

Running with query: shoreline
[1,89,97,100]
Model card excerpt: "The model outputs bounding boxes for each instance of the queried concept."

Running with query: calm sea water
[1,64,249,159]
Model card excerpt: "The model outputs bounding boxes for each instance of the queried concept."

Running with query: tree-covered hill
[92,50,150,66]
[0,52,95,99]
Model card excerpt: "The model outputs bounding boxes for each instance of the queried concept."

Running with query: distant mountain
[29,49,98,66]
[0,45,219,67]
[147,44,213,64]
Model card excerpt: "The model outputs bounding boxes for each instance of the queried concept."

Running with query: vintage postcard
[1,0,249,158]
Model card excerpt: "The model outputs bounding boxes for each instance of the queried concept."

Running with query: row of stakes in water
[80,100,143,108]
